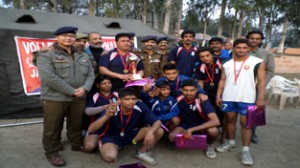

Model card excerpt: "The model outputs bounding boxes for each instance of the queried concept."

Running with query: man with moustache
[135,35,164,79]
[73,32,88,51]
[208,37,231,63]
[168,30,198,77]
[85,32,106,73]
[156,36,170,71]
[246,30,275,144]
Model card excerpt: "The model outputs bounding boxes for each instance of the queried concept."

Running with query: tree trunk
[142,0,148,24]
[163,0,172,34]
[237,10,245,38]
[265,13,272,49]
[217,0,227,37]
[259,9,265,31]
[62,0,72,14]
[53,0,58,13]
[20,0,26,9]
[95,0,100,16]
[202,18,208,47]
[231,9,238,40]
[174,0,183,35]
[153,10,159,30]
[277,17,289,54]
[89,0,95,16]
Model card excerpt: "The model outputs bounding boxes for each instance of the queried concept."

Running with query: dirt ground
[1,97,300,168]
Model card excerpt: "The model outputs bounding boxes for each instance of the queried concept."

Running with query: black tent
[0,8,166,118]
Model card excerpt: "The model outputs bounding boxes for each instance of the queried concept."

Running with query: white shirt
[222,56,263,103]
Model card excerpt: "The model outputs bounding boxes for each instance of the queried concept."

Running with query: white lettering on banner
[102,41,116,51]
[30,69,39,78]
[22,41,54,54]
[26,57,35,68]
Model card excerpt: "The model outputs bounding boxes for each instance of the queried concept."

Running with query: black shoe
[251,133,259,144]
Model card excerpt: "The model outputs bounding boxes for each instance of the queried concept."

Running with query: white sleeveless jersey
[222,56,263,103]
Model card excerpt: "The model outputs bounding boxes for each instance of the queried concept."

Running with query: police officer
[156,36,170,72]
[135,35,164,79]
[36,26,95,167]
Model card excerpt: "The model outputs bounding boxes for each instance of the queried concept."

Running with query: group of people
[34,26,274,167]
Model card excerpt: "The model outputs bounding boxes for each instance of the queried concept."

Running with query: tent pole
[0,120,43,128]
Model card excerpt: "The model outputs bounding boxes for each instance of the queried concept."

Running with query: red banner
[15,36,116,96]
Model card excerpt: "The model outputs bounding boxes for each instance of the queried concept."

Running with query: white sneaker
[216,143,236,152]
[241,150,254,166]
[135,151,157,165]
[205,146,217,158]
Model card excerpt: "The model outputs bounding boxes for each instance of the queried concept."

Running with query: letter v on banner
[14,36,56,96]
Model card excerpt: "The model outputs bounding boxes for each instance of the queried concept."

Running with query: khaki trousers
[42,98,85,157]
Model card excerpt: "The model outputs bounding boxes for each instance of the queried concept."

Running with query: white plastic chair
[294,79,300,108]
[268,76,293,102]
[278,78,300,110]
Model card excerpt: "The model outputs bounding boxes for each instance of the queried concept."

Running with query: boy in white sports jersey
[215,38,265,166]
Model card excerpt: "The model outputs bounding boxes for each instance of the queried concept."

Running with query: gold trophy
[128,54,142,80]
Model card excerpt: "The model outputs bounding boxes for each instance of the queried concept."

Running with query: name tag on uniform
[82,59,88,63]
[54,56,66,63]
[150,59,160,63]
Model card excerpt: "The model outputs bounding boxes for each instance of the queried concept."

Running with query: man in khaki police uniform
[156,36,170,72]
[36,26,95,167]
[135,35,165,79]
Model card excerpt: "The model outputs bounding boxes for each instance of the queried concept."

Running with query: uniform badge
[191,51,195,56]
[215,68,219,74]
[163,106,170,111]
[54,56,66,63]
[244,65,250,70]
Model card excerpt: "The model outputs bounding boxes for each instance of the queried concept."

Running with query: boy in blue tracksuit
[141,80,180,129]
[156,63,206,98]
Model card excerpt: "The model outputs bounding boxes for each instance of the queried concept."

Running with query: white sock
[242,146,250,152]
[228,139,235,145]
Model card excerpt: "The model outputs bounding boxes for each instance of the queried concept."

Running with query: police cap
[54,26,78,36]
[141,35,157,42]
[156,36,168,43]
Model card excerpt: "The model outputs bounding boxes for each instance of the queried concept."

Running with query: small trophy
[125,54,150,88]
[128,54,142,80]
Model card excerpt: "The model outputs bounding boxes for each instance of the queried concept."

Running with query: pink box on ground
[246,105,266,128]
[175,134,207,150]
[119,162,147,168]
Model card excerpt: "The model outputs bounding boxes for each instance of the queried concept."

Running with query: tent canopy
[0,8,166,118]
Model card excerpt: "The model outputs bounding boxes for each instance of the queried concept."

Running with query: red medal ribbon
[118,51,130,71]
[175,76,180,90]
[166,76,180,90]
[204,64,216,84]
[233,56,249,84]
[119,107,133,134]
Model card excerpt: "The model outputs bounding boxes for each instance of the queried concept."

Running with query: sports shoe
[205,146,217,158]
[241,150,254,166]
[251,133,259,144]
[135,151,157,165]
[216,143,236,152]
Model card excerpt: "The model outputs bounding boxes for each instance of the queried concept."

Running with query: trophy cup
[125,54,153,88]
[128,54,142,80]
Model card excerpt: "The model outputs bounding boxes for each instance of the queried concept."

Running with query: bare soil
[1,97,300,168]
